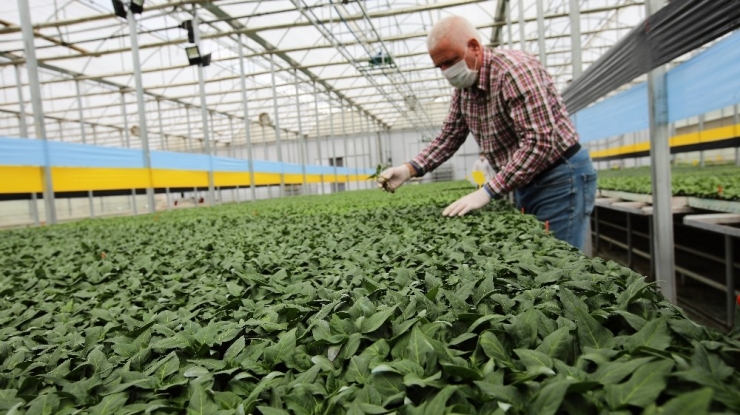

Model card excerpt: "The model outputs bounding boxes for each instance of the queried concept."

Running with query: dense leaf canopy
[1,182,739,414]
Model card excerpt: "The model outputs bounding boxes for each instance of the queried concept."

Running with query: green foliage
[368,165,384,180]
[1,181,739,414]
[598,165,740,199]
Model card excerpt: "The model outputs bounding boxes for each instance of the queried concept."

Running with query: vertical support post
[626,213,633,269]
[569,0,582,79]
[594,207,600,253]
[18,0,56,224]
[185,106,194,151]
[725,235,735,327]
[328,96,338,193]
[376,121,383,169]
[313,82,325,195]
[294,69,308,190]
[126,96,137,217]
[735,104,740,167]
[75,80,87,144]
[648,219,655,280]
[120,91,131,148]
[209,111,216,154]
[698,115,705,167]
[228,116,235,158]
[536,0,546,65]
[340,100,349,190]
[184,106,196,206]
[385,127,392,165]
[365,115,373,189]
[261,125,272,198]
[87,190,95,218]
[192,6,216,206]
[157,98,167,150]
[237,34,257,201]
[128,6,156,213]
[15,64,40,226]
[269,53,285,197]
[569,0,588,254]
[15,65,28,138]
[156,98,170,210]
[518,0,526,51]
[505,0,513,48]
[646,0,675,303]
[230,105,239,202]
[29,193,40,226]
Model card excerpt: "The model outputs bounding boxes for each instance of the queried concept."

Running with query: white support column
[226,116,237,201]
[156,98,171,210]
[237,34,257,201]
[87,124,96,218]
[376,121,383,168]
[569,0,583,79]
[344,104,359,190]
[261,124,272,198]
[506,0,513,48]
[128,6,156,213]
[518,0,526,51]
[184,105,196,205]
[156,98,166,150]
[192,6,216,206]
[365,115,373,189]
[328,96,338,193]
[569,0,587,254]
[313,82,325,195]
[185,106,193,151]
[698,115,705,167]
[269,53,285,197]
[646,0,676,304]
[294,69,308,190]
[536,0,546,65]
[14,65,28,138]
[209,111,216,153]
[340,100,349,191]
[120,91,131,148]
[120,91,137,215]
[75,80,87,144]
[735,104,739,167]
[15,64,39,226]
[228,116,235,158]
[18,0,56,224]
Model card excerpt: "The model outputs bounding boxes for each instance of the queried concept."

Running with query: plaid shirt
[410,48,579,197]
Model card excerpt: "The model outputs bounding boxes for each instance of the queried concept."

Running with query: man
[377,16,596,250]
[472,151,495,183]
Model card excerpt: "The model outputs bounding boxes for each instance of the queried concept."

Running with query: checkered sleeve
[410,90,469,175]
[486,62,560,195]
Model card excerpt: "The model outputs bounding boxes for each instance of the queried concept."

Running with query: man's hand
[443,188,492,216]
[377,164,413,193]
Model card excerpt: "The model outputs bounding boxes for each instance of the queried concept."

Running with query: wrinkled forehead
[429,39,465,67]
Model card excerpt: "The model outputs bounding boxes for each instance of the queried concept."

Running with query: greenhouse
[1,0,740,413]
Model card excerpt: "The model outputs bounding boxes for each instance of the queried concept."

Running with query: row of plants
[597,165,740,200]
[1,182,739,414]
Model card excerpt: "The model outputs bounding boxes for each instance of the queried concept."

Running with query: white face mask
[443,48,478,89]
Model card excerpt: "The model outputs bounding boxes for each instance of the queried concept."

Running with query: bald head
[427,16,483,52]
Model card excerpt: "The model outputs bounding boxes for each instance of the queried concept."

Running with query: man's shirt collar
[474,47,494,93]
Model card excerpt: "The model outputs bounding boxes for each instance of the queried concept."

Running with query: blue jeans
[515,148,597,250]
